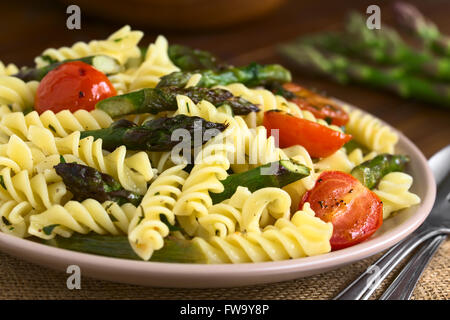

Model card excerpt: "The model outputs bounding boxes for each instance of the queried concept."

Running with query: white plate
[0,104,436,288]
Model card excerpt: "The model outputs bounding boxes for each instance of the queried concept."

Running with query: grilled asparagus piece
[156,62,292,88]
[80,115,227,152]
[96,86,259,118]
[210,159,310,204]
[351,154,410,189]
[54,162,143,206]
[168,44,228,71]
[14,55,121,82]
[44,234,206,263]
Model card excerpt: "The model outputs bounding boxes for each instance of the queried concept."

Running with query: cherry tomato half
[263,110,352,158]
[300,171,383,250]
[35,61,116,114]
[283,83,349,126]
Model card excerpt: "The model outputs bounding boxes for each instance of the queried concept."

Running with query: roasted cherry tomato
[283,83,349,126]
[300,171,383,250]
[263,110,352,158]
[35,61,116,114]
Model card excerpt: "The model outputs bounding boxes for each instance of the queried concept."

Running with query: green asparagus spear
[43,234,206,263]
[297,13,450,81]
[96,86,259,118]
[210,159,310,204]
[279,43,450,107]
[351,154,410,189]
[13,55,121,82]
[54,162,143,206]
[156,62,292,88]
[168,44,229,71]
[80,115,227,152]
[394,2,450,57]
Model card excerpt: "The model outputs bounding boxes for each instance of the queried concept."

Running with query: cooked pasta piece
[193,203,333,263]
[347,148,378,167]
[0,108,112,140]
[34,25,143,67]
[0,61,19,76]
[128,164,188,260]
[0,200,36,238]
[374,172,421,219]
[173,135,234,236]
[28,199,137,239]
[344,107,398,153]
[0,167,69,210]
[129,35,179,90]
[0,76,39,111]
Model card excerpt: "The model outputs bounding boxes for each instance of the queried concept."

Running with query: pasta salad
[0,26,420,263]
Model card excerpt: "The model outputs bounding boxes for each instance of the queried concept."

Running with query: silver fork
[334,145,450,300]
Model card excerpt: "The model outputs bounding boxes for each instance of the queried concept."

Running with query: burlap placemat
[0,240,448,300]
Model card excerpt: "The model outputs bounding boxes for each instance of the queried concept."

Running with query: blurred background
[0,0,449,157]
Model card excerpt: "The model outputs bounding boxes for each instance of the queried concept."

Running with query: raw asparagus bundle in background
[54,162,143,206]
[279,43,450,107]
[297,13,450,82]
[96,86,259,117]
[156,62,292,89]
[13,55,121,82]
[394,2,450,57]
[80,115,228,152]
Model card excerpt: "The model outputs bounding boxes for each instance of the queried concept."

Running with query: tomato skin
[263,110,352,158]
[300,171,383,250]
[283,83,349,126]
[35,61,116,114]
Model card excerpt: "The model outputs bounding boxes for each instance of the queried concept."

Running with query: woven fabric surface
[0,240,448,300]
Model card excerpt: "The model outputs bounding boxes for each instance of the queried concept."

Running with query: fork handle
[334,228,450,300]
[380,234,447,300]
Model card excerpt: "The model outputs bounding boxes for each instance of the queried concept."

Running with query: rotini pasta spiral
[0,108,112,140]
[0,200,36,238]
[0,167,69,211]
[197,186,250,238]
[374,172,421,219]
[193,203,333,263]
[128,164,188,260]
[26,126,154,194]
[0,76,39,111]
[28,199,137,239]
[344,107,398,153]
[173,135,234,236]
[34,25,143,67]
[129,35,179,90]
[0,61,19,76]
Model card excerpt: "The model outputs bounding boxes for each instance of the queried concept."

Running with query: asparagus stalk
[279,43,450,107]
[54,162,143,206]
[14,55,121,82]
[96,86,259,118]
[394,2,450,57]
[43,234,206,263]
[80,115,227,152]
[351,154,410,189]
[210,159,310,204]
[156,62,292,88]
[298,13,450,81]
[168,44,229,71]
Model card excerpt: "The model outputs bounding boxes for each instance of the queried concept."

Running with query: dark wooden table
[1,0,449,158]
